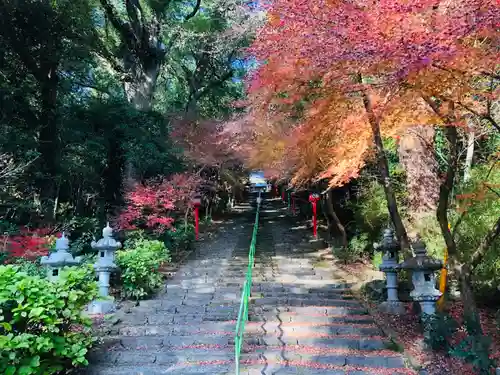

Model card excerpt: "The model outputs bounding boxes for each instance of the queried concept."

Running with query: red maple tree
[244,0,498,249]
[2,227,59,260]
[243,0,499,345]
[116,173,202,233]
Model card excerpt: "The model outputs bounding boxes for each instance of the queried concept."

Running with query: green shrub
[116,239,171,300]
[164,224,195,254]
[0,264,98,375]
[450,334,496,375]
[10,257,46,278]
[334,234,369,263]
[422,313,459,351]
[452,162,500,294]
[123,229,148,249]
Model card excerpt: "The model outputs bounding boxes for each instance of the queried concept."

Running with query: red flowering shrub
[116,173,201,234]
[1,228,59,261]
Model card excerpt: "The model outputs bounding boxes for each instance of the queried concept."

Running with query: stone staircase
[85,203,255,375]
[237,200,415,375]
[85,199,414,375]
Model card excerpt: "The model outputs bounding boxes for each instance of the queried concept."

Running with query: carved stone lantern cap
[91,223,122,250]
[56,232,70,251]
[382,228,399,252]
[400,235,442,271]
[374,228,399,253]
[40,232,81,267]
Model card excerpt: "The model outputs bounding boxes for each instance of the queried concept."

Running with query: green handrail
[234,197,261,374]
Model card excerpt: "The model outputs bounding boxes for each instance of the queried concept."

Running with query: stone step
[252,291,355,299]
[142,311,238,325]
[116,319,381,337]
[103,333,232,346]
[85,364,233,375]
[239,347,405,368]
[243,333,388,350]
[251,305,369,316]
[165,285,242,294]
[250,297,363,308]
[88,347,407,374]
[252,281,352,289]
[248,323,382,336]
[242,365,412,375]
[249,312,375,325]
[251,285,353,294]
[173,271,247,278]
[89,347,234,366]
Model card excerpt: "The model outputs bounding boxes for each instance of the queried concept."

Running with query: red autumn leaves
[242,0,499,187]
[2,228,59,260]
[115,173,202,233]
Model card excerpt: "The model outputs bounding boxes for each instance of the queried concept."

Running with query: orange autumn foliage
[244,0,499,188]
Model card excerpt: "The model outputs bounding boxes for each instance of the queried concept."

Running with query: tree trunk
[326,190,348,249]
[455,262,483,335]
[121,58,162,185]
[320,196,331,238]
[463,117,475,183]
[398,125,439,219]
[37,72,59,203]
[362,92,411,257]
[124,59,161,111]
[432,107,486,338]
[102,130,126,212]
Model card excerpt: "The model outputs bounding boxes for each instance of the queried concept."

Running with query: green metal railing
[234,197,261,374]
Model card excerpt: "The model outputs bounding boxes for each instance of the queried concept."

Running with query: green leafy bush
[0,264,98,375]
[10,257,46,278]
[422,313,459,351]
[450,335,496,375]
[163,224,195,254]
[116,239,171,300]
[334,233,370,263]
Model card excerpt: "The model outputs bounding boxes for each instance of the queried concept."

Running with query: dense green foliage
[0,265,97,374]
[116,239,171,300]
[0,0,252,234]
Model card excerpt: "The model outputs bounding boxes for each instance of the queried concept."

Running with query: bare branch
[185,0,202,21]
[99,0,138,48]
[0,154,39,181]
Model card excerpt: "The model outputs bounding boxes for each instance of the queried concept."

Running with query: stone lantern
[89,223,121,314]
[377,228,405,314]
[40,233,82,282]
[400,236,443,316]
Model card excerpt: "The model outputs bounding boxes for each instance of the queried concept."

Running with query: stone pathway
[238,199,415,375]
[86,199,414,375]
[86,203,256,374]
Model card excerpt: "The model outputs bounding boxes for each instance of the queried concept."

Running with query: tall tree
[0,0,96,208]
[244,0,499,337]
[244,0,498,254]
[97,0,256,111]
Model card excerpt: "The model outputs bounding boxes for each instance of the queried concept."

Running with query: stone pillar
[377,228,405,314]
[400,236,442,316]
[40,233,82,281]
[89,223,121,314]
